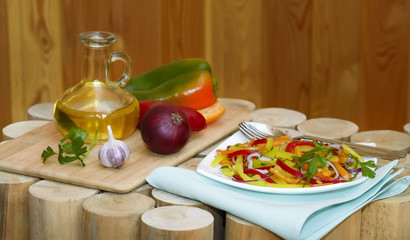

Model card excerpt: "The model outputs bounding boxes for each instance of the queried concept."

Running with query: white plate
[196,131,377,194]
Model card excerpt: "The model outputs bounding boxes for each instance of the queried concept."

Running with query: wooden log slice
[2,120,49,141]
[134,183,154,197]
[141,205,214,240]
[350,130,410,153]
[219,98,256,112]
[360,186,410,239]
[405,123,410,134]
[225,213,281,240]
[226,210,362,240]
[152,188,225,240]
[297,118,359,141]
[251,108,307,129]
[29,180,99,240]
[351,130,410,175]
[350,130,410,239]
[323,211,362,240]
[82,192,155,240]
[152,188,203,208]
[0,171,39,240]
[27,102,55,121]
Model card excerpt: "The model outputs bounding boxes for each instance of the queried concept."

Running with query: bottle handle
[110,52,133,87]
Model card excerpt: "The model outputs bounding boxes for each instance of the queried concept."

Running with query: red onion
[140,103,190,154]
[326,160,340,180]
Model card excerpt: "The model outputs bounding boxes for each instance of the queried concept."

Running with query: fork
[238,120,408,160]
[238,121,274,139]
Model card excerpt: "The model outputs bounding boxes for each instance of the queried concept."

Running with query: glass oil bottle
[54,31,139,142]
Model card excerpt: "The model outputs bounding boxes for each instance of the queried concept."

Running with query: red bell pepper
[244,169,276,183]
[252,138,267,146]
[227,150,255,159]
[285,141,315,153]
[276,159,317,184]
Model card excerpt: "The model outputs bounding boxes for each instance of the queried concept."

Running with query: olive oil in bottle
[54,32,139,142]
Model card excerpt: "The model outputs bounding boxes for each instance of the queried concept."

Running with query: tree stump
[219,98,256,112]
[141,205,214,240]
[350,130,410,152]
[134,183,154,197]
[152,188,225,240]
[405,123,410,134]
[2,120,49,141]
[350,129,410,239]
[360,187,410,239]
[251,107,306,129]
[82,192,155,240]
[225,213,281,240]
[27,102,55,121]
[297,118,359,141]
[350,130,410,176]
[0,171,39,240]
[29,180,99,240]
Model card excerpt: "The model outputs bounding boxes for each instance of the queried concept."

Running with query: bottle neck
[82,46,110,83]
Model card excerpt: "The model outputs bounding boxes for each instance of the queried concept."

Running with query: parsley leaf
[41,127,98,166]
[41,146,57,163]
[303,155,327,182]
[359,160,376,179]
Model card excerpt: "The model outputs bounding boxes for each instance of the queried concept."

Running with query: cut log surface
[27,102,55,121]
[219,98,256,112]
[297,117,359,140]
[134,183,154,197]
[225,213,281,240]
[405,123,410,134]
[251,107,307,129]
[152,188,225,240]
[152,188,202,207]
[350,129,410,239]
[29,180,99,240]
[0,171,39,240]
[2,120,49,141]
[360,186,410,239]
[350,130,410,152]
[82,192,155,240]
[141,205,214,240]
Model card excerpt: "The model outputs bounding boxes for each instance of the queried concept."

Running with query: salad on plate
[202,132,376,191]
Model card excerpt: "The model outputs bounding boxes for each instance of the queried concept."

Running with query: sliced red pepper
[227,150,255,159]
[285,141,315,153]
[276,159,317,184]
[252,138,267,146]
[244,169,276,183]
[232,174,243,181]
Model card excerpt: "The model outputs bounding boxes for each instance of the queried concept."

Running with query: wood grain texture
[7,0,64,123]
[311,0,361,122]
[2,0,410,132]
[0,0,11,132]
[360,0,409,131]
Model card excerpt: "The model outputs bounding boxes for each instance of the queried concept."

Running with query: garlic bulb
[98,125,130,168]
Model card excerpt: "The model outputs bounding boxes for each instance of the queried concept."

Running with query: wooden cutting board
[0,99,252,193]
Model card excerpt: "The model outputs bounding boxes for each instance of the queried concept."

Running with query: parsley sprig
[41,127,98,166]
[295,141,376,183]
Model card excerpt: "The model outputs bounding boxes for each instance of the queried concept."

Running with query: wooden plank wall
[1,0,409,132]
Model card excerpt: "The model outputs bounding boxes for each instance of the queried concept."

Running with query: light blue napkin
[146,160,409,240]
